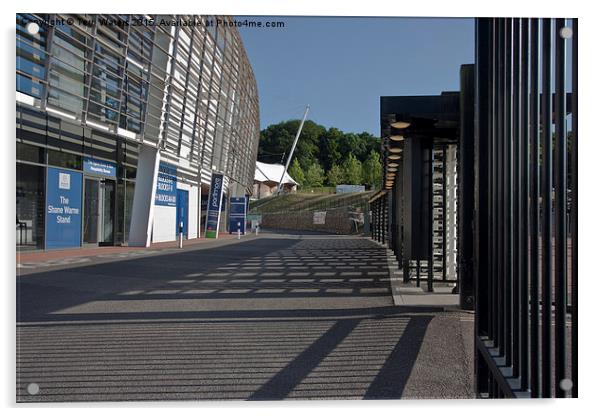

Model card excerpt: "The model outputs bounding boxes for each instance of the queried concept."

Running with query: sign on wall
[155,162,177,207]
[247,213,262,224]
[83,157,117,177]
[228,196,247,234]
[45,167,83,249]
[313,211,327,225]
[336,184,366,194]
[205,172,224,238]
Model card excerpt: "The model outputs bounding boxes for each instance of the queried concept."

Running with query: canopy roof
[254,161,298,186]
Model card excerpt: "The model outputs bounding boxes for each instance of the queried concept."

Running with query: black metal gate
[474,17,577,398]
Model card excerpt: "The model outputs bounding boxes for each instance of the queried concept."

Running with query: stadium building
[16,14,260,249]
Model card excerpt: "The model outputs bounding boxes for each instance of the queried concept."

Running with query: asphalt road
[16,233,474,402]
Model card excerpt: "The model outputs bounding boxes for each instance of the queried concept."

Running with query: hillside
[249,191,376,214]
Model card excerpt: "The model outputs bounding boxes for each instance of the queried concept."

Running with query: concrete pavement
[16,232,474,402]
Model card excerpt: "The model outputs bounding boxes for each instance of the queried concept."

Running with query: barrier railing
[474,17,577,398]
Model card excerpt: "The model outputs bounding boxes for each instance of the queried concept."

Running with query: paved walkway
[16,233,474,402]
[16,233,245,275]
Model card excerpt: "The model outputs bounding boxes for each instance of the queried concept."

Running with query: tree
[326,164,345,186]
[304,161,325,187]
[318,128,343,171]
[362,150,382,189]
[257,120,382,186]
[257,120,325,169]
[358,131,381,159]
[342,154,363,185]
[288,158,305,185]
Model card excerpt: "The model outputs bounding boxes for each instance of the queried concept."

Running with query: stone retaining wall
[259,207,364,235]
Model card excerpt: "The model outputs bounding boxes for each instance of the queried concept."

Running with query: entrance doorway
[176,189,189,239]
[83,177,115,245]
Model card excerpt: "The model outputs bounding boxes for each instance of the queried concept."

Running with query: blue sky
[237,16,474,136]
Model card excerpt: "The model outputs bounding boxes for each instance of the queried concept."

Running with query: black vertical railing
[474,17,577,398]
[511,18,520,377]
[427,146,434,292]
[503,17,512,369]
[519,18,530,392]
[528,17,541,398]
[370,192,390,247]
[553,17,568,399]
[474,14,492,396]
[570,19,578,399]
[496,18,504,358]
[371,139,459,288]
[541,17,553,398]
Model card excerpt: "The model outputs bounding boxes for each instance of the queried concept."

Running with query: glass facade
[16,163,45,249]
[16,14,260,249]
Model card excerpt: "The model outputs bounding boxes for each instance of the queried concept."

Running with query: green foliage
[304,161,325,187]
[258,120,325,169]
[318,128,343,171]
[258,120,381,180]
[362,150,382,189]
[288,158,305,185]
[326,164,345,186]
[342,154,363,185]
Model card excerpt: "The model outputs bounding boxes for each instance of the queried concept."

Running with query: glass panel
[90,73,122,105]
[116,181,125,244]
[87,101,120,123]
[17,142,45,163]
[124,181,135,242]
[16,39,47,79]
[100,180,115,244]
[94,43,123,77]
[128,28,153,61]
[55,24,91,49]
[83,178,99,243]
[16,163,45,249]
[17,74,44,99]
[48,29,89,114]
[16,14,48,98]
[48,149,82,170]
[47,55,87,114]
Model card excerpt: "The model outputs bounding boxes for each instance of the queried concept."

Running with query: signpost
[229,196,247,235]
[45,167,82,249]
[205,172,224,238]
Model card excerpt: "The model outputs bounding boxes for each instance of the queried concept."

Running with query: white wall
[128,145,161,247]
[152,184,201,242]
[189,186,199,239]
[152,205,176,243]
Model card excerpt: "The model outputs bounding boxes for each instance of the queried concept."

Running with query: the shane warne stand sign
[205,172,224,238]
[45,168,83,249]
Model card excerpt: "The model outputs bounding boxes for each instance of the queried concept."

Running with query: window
[48,149,82,170]
[17,142,45,164]
[16,163,45,249]
[16,14,48,98]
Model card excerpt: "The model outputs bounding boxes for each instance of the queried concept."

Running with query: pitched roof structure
[254,161,298,186]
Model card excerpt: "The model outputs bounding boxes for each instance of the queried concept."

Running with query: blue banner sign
[229,196,247,234]
[201,194,226,212]
[155,162,177,207]
[83,157,117,177]
[205,172,224,238]
[45,167,83,249]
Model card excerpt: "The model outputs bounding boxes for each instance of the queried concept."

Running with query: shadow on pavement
[16,235,470,401]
